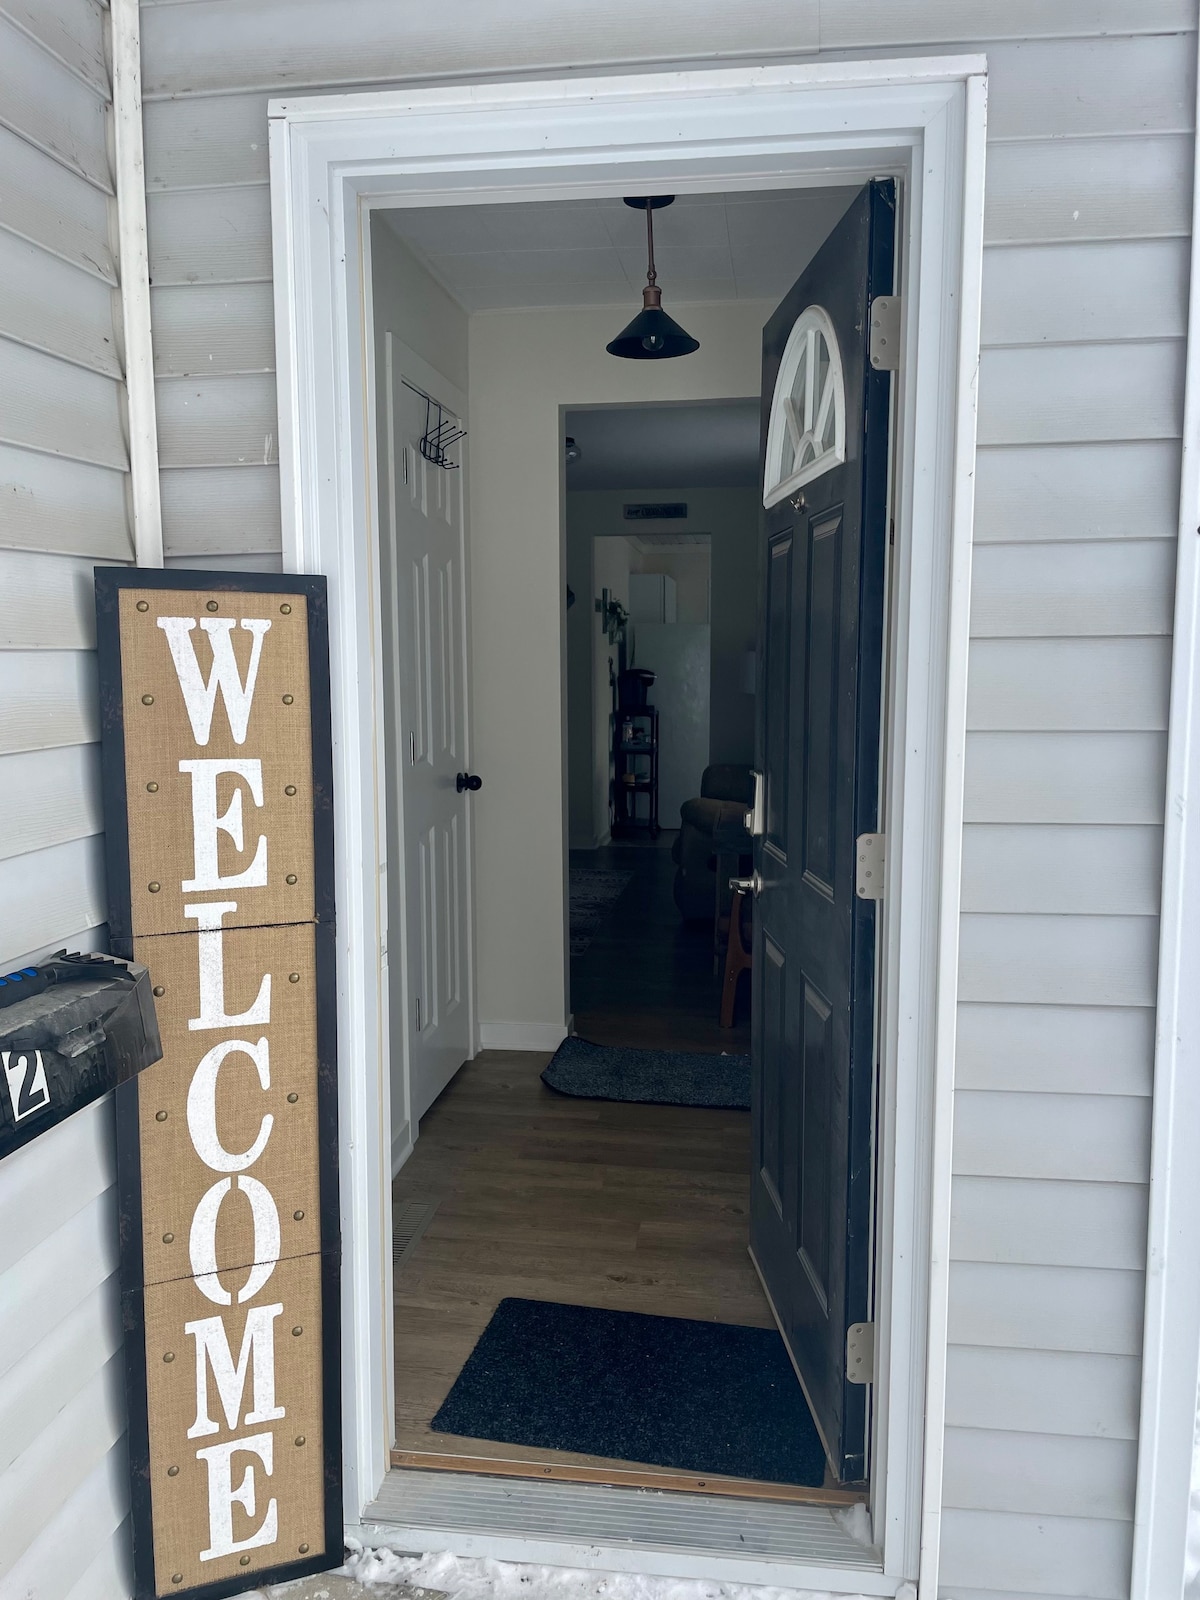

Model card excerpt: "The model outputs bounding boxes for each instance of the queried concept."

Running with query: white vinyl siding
[0,1,130,1596]
[945,17,1192,1593]
[130,7,1195,1600]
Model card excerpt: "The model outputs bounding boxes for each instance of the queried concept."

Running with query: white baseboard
[391,1120,413,1177]
[479,1021,569,1053]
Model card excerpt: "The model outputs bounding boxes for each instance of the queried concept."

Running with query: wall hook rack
[418,393,466,470]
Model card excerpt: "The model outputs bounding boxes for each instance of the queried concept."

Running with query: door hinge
[869,296,901,372]
[855,833,886,900]
[846,1321,875,1385]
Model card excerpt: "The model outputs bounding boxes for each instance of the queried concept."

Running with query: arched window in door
[763,305,846,507]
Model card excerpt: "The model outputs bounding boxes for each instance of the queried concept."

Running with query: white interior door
[380,336,475,1132]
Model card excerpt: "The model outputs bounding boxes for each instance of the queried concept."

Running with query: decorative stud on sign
[95,571,341,1600]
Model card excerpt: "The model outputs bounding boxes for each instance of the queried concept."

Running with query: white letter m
[158,617,271,746]
[185,1303,285,1438]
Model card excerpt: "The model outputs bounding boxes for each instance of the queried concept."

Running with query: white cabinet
[629,572,677,623]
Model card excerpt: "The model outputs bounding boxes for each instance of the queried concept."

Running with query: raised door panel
[797,976,833,1313]
[754,932,787,1221]
[800,510,842,897]
[763,531,792,855]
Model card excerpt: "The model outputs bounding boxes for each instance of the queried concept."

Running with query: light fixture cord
[645,202,657,288]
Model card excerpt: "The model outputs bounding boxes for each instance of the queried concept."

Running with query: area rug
[568,866,633,954]
[542,1035,751,1109]
[430,1297,825,1487]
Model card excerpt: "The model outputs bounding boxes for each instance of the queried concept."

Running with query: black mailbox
[0,951,162,1162]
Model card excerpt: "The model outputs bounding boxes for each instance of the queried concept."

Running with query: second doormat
[542,1035,751,1109]
[430,1297,826,1486]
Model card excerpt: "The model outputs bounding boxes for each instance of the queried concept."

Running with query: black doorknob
[456,772,482,793]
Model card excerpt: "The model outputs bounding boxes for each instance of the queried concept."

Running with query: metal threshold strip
[389,1449,864,1507]
[363,1468,891,1593]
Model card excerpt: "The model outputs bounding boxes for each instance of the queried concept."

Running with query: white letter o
[189,1174,281,1306]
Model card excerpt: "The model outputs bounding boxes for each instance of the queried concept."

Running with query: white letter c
[186,1037,273,1174]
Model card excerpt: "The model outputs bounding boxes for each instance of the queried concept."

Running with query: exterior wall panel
[0,119,115,281]
[0,0,108,94]
[0,8,132,1599]
[0,13,111,189]
[972,440,1182,544]
[69,6,1195,1598]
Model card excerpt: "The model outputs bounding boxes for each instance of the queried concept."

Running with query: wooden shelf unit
[611,705,659,837]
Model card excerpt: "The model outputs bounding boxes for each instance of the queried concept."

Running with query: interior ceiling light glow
[606,197,700,361]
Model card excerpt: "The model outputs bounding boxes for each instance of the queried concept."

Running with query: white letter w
[157,617,271,746]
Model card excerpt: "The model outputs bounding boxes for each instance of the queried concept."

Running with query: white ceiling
[565,401,761,491]
[379,186,858,312]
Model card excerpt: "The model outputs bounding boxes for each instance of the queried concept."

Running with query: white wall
[589,535,631,844]
[0,0,135,1594]
[631,546,710,625]
[570,528,720,849]
[568,490,760,769]
[468,303,767,1034]
[372,214,468,391]
[565,523,596,849]
[634,620,712,826]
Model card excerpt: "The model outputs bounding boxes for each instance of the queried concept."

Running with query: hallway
[391,1050,776,1482]
[569,835,751,1055]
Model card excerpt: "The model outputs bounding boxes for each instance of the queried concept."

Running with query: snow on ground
[341,1541,892,1600]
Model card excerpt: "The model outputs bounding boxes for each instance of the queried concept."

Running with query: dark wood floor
[569,834,751,1054]
[392,1050,773,1477]
[386,836,857,1502]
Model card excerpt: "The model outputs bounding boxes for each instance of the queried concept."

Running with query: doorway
[376,191,874,1506]
[564,402,759,1056]
[271,59,984,1590]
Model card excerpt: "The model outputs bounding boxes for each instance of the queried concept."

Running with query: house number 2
[2,1049,51,1124]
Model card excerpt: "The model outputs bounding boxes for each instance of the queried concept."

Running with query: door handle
[729,873,761,896]
[456,772,482,793]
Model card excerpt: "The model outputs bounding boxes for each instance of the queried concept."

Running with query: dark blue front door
[750,180,895,1483]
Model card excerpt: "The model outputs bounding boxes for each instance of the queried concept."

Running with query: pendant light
[606,196,699,360]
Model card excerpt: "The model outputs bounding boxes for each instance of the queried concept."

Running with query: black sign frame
[96,568,342,1600]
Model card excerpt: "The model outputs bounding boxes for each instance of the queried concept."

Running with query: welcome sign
[96,571,341,1600]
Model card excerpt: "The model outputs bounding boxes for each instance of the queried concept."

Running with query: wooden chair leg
[720,887,752,1029]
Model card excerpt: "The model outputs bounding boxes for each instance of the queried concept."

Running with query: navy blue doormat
[430,1297,826,1487]
[542,1035,751,1109]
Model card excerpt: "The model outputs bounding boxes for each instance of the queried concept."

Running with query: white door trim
[1130,41,1200,1600]
[268,57,986,1594]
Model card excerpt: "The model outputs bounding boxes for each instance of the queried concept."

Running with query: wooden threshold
[390,1448,866,1508]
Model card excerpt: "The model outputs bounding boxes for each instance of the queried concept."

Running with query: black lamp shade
[606,303,700,360]
[607,198,700,360]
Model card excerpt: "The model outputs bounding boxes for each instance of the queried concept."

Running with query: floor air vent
[392,1196,441,1273]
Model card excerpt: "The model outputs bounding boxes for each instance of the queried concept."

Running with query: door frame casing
[269,58,987,1594]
